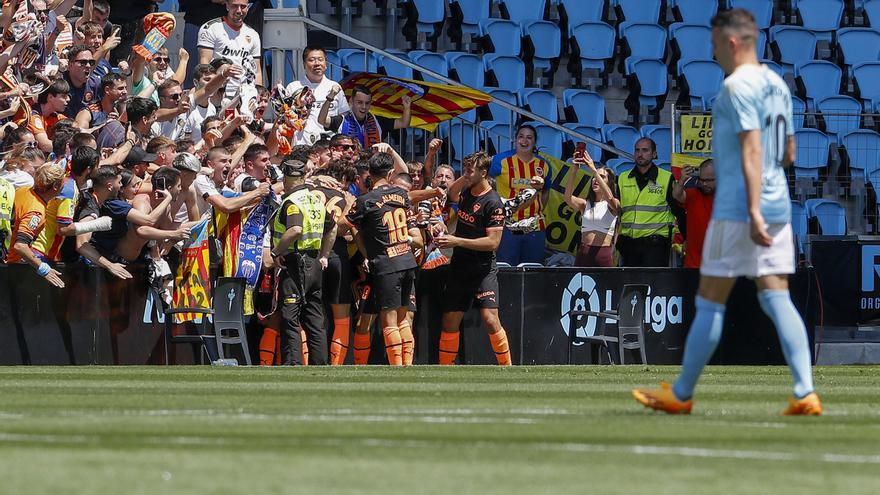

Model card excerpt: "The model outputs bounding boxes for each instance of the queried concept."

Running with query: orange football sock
[489,330,512,366]
[300,328,309,366]
[353,332,371,365]
[439,331,459,365]
[259,328,279,366]
[329,317,351,365]
[382,326,403,366]
[398,320,414,366]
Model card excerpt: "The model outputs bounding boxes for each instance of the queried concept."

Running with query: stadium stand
[797,0,844,41]
[562,89,606,129]
[484,54,528,90]
[478,19,522,56]
[563,124,604,161]
[727,0,775,29]
[530,122,566,157]
[521,88,559,123]
[769,25,818,72]
[567,21,616,85]
[641,125,672,163]
[669,23,713,72]
[794,60,843,108]
[806,198,848,235]
[679,59,725,110]
[485,88,520,124]
[446,52,485,87]
[816,95,862,143]
[613,0,663,23]
[852,61,880,111]
[670,0,719,24]
[408,50,449,83]
[498,0,548,22]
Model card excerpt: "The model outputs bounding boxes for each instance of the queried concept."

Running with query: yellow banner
[671,153,710,169]
[539,152,593,255]
[680,114,713,153]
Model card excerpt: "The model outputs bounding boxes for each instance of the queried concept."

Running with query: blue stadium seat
[563,124,603,162]
[498,0,547,22]
[791,200,808,253]
[481,120,514,154]
[447,121,485,167]
[568,21,616,73]
[726,0,774,29]
[797,0,844,41]
[679,59,724,110]
[324,50,343,82]
[841,129,880,178]
[867,0,880,27]
[447,52,485,88]
[520,88,559,123]
[624,58,668,114]
[756,30,767,59]
[769,26,818,71]
[614,0,662,23]
[449,0,490,38]
[602,124,641,155]
[337,49,379,74]
[562,89,605,128]
[620,22,667,63]
[657,161,672,172]
[836,28,880,77]
[521,20,562,77]
[670,0,718,24]
[557,0,605,26]
[852,61,880,112]
[409,51,449,83]
[641,125,672,163]
[402,0,446,43]
[529,123,565,158]
[816,95,862,144]
[805,198,847,235]
[794,60,843,108]
[484,54,527,90]
[479,19,522,56]
[379,51,413,79]
[486,88,520,124]
[792,95,807,129]
[669,23,713,70]
[606,158,636,175]
[794,129,832,179]
[761,59,785,79]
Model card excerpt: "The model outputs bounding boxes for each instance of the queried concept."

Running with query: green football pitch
[0,366,877,494]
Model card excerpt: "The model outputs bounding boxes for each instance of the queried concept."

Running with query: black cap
[282,159,306,178]
[123,146,158,167]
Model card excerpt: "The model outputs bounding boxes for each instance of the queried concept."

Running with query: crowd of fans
[0,0,716,365]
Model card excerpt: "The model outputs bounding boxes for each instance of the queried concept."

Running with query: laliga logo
[560,273,601,341]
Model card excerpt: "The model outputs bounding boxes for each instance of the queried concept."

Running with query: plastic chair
[670,0,718,24]
[841,129,880,178]
[484,54,527,90]
[794,129,832,177]
[567,284,649,365]
[498,0,547,22]
[791,200,808,254]
[614,0,662,23]
[402,0,446,42]
[792,95,807,129]
[606,158,636,175]
[867,0,880,27]
[212,277,252,365]
[562,89,605,128]
[805,198,847,235]
[568,21,616,74]
[163,304,218,365]
[379,51,413,79]
[797,0,844,41]
[669,23,713,70]
[727,0,774,29]
[794,60,843,108]
[852,61,880,112]
[642,125,672,163]
[620,22,667,62]
[624,58,668,113]
[482,120,514,154]
[563,124,603,162]
[769,26,818,71]
[486,88,520,124]
[530,123,565,158]
[447,52,485,88]
[816,95,862,144]
[761,59,785,79]
[337,48,379,74]
[521,20,562,76]
[448,121,485,166]
[557,0,605,26]
[679,59,724,110]
[479,18,522,56]
[603,124,641,155]
[448,0,489,38]
[835,28,880,77]
[409,50,449,83]
[520,88,559,123]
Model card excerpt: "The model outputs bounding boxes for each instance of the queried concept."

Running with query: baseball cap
[172,152,201,173]
[282,159,306,178]
[123,146,158,167]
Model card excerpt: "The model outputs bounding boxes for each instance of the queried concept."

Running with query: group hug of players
[264,149,512,367]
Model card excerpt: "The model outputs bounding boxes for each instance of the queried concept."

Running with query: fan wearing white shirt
[286,46,350,146]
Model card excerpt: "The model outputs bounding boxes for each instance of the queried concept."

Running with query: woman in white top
[563,150,620,267]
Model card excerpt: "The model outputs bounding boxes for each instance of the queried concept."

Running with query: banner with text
[680,114,713,153]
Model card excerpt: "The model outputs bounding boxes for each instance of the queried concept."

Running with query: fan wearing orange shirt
[7,165,67,288]
[28,79,71,154]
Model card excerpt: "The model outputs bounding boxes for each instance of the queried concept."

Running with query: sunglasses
[163,93,182,101]
[36,9,48,16]
[75,59,96,67]
[154,57,170,63]
[21,141,37,148]
[334,144,357,151]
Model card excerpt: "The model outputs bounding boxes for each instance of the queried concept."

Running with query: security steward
[270,159,337,365]
[0,176,14,259]
[616,137,682,267]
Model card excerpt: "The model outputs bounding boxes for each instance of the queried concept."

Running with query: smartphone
[225,107,236,119]
[575,142,586,155]
[111,24,122,34]
[682,176,700,189]
[156,177,166,191]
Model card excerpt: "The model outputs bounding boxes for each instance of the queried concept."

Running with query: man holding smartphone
[671,159,715,269]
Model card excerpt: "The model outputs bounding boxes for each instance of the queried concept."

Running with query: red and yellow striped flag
[340,72,492,131]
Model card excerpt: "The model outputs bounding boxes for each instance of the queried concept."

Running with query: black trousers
[617,235,671,268]
[279,253,327,365]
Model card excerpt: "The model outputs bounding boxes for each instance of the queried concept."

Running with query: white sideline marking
[1,431,878,466]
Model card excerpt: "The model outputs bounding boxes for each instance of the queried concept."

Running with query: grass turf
[0,365,878,494]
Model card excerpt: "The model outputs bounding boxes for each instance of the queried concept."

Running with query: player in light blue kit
[632,8,821,415]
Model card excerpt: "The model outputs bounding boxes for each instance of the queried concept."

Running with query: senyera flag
[340,72,492,131]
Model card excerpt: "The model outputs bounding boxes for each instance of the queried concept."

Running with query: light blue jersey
[711,64,794,225]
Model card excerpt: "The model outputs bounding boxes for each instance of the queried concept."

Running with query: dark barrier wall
[0,264,815,365]
[810,236,880,326]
